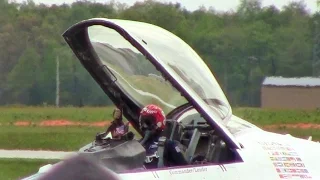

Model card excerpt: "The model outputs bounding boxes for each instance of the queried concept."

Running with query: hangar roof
[262,76,320,87]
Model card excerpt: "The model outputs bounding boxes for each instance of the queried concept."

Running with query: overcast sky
[11,0,319,13]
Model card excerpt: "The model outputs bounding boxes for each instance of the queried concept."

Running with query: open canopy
[63,18,241,149]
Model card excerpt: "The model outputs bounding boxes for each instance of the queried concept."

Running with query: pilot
[138,104,188,169]
[104,108,129,139]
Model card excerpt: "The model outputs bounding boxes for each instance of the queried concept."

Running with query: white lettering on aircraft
[169,167,207,175]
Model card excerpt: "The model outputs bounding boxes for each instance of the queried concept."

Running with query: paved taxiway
[0,149,76,159]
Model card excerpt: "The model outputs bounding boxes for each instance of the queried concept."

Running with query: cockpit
[79,104,244,173]
[62,18,255,173]
[154,104,243,168]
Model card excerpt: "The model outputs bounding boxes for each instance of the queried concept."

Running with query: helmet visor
[139,114,156,131]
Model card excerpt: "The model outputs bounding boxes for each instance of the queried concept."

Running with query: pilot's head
[139,104,166,134]
[113,108,122,122]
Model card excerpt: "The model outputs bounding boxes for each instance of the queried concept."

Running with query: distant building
[261,76,320,109]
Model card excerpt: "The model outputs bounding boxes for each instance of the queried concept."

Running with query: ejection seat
[157,119,188,168]
[157,119,211,167]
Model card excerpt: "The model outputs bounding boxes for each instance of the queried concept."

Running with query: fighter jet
[23,18,320,180]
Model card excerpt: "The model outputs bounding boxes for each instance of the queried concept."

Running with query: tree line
[0,0,319,107]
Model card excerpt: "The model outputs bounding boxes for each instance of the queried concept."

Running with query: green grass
[1,106,320,126]
[233,107,320,126]
[0,126,104,151]
[0,106,114,123]
[0,125,140,151]
[0,158,59,180]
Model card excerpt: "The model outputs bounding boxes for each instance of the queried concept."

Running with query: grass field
[0,126,104,151]
[1,106,319,125]
[0,125,140,151]
[0,158,59,180]
[233,107,320,126]
[0,106,115,123]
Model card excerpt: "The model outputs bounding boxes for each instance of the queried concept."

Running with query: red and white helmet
[139,104,166,131]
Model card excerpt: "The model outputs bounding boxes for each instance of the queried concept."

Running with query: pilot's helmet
[139,104,166,132]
